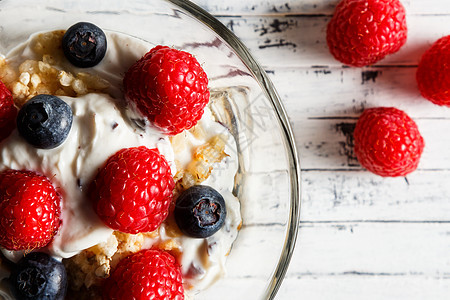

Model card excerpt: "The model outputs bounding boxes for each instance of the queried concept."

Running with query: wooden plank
[197,275,450,300]
[261,222,450,275]
[300,170,450,221]
[292,222,450,275]
[192,0,450,16]
[293,118,450,170]
[240,170,450,223]
[235,168,450,225]
[258,68,450,170]
[202,15,450,68]
[268,66,449,119]
[278,276,450,300]
[265,71,450,170]
[206,222,450,277]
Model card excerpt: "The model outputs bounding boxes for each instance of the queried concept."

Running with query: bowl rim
[166,0,302,298]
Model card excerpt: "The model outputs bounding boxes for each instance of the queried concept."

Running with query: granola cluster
[0,30,109,107]
[172,133,229,191]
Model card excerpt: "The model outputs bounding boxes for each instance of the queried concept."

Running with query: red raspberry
[90,146,175,234]
[353,107,424,177]
[0,80,17,142]
[326,0,407,67]
[0,169,62,251]
[123,45,210,135]
[103,249,184,300]
[416,35,450,106]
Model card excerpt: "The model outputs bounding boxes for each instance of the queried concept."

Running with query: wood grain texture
[208,276,450,300]
[189,0,450,299]
[192,0,450,16]
[210,15,449,68]
[279,276,450,300]
[301,171,450,221]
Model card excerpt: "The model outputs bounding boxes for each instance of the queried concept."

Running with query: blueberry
[17,94,73,149]
[9,252,67,300]
[62,22,107,68]
[174,185,227,238]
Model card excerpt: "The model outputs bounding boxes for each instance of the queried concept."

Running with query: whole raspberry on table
[123,45,210,135]
[326,0,407,67]
[353,107,424,177]
[103,249,184,300]
[0,169,61,251]
[0,80,17,142]
[90,146,175,234]
[416,35,450,106]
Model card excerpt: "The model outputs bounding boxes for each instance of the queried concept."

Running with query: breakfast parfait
[0,22,241,300]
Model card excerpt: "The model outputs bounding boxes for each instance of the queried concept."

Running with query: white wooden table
[191,1,450,299]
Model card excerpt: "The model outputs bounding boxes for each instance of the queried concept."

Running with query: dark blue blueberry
[17,94,73,149]
[9,252,67,300]
[174,185,227,238]
[62,22,107,68]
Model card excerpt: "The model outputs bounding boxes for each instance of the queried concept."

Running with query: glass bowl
[0,0,301,299]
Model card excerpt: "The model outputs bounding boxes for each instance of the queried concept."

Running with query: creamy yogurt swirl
[0,30,241,299]
[0,93,175,259]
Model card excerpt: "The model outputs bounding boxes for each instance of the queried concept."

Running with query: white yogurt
[1,93,175,260]
[167,108,240,294]
[0,29,241,298]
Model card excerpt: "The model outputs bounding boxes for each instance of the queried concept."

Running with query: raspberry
[326,0,407,67]
[416,35,450,106]
[90,146,175,234]
[0,80,17,142]
[0,169,62,251]
[123,45,210,135]
[353,107,424,177]
[103,249,184,300]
